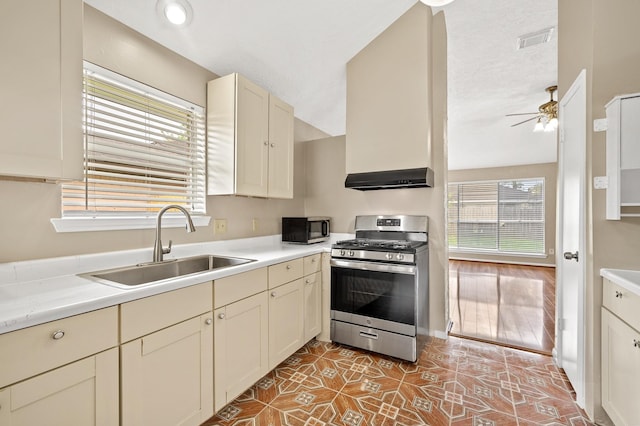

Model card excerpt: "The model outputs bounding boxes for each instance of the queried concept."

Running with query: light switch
[594,176,608,189]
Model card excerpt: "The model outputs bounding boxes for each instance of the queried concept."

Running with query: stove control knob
[397,254,405,261]
[340,249,346,256]
[348,250,355,257]
[386,253,393,260]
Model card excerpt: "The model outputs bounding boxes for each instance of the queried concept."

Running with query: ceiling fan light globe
[534,118,545,132]
[544,122,555,132]
[419,0,455,6]
[549,117,558,129]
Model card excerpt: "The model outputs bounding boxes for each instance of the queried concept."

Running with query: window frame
[51,62,210,233]
[447,177,546,257]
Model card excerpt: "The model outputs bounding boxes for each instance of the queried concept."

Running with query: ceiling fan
[507,85,558,132]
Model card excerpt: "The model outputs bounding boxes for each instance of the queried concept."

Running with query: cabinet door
[121,313,214,426]
[0,0,82,180]
[214,291,269,412]
[236,74,270,197]
[267,95,294,199]
[269,279,304,369]
[304,272,322,342]
[0,348,118,426]
[601,308,640,426]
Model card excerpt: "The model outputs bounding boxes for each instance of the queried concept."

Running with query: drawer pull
[218,313,225,320]
[306,279,311,284]
[286,265,291,270]
[312,258,316,263]
[615,290,623,299]
[359,331,378,340]
[51,330,65,340]
[271,291,277,298]
[205,318,213,325]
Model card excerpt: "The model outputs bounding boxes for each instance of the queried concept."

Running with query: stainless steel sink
[82,255,256,288]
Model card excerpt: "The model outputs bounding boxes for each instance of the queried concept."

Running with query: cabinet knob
[51,330,65,340]
[263,141,268,146]
[270,143,275,148]
[312,258,316,263]
[205,318,213,325]
[271,291,277,298]
[306,279,311,284]
[615,290,623,299]
[218,313,225,320]
[286,265,291,270]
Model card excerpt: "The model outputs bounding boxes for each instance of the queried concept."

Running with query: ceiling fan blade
[505,112,539,117]
[510,116,540,127]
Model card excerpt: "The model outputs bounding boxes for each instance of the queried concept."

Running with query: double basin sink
[83,255,255,289]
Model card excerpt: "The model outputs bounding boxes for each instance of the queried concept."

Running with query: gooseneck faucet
[153,204,196,262]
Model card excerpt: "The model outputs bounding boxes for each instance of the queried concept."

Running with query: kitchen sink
[82,255,256,288]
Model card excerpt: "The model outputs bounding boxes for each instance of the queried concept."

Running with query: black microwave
[282,217,330,244]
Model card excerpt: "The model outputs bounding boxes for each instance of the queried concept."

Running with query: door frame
[555,68,587,408]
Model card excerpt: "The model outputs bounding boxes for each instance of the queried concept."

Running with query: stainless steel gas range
[330,215,429,362]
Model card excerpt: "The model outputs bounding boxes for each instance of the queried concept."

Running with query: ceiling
[84,0,558,171]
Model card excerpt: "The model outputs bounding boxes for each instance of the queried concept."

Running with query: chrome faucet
[153,205,196,262]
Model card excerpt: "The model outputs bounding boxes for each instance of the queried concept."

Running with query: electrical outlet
[252,218,259,232]
[213,218,227,234]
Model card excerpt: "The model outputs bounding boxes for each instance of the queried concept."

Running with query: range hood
[344,167,434,191]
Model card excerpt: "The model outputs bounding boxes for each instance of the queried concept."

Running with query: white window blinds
[448,178,545,255]
[62,63,206,217]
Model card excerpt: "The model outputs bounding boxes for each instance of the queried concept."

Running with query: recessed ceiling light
[156,0,193,27]
[419,0,455,6]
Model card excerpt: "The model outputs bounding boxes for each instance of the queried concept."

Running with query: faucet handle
[163,240,173,255]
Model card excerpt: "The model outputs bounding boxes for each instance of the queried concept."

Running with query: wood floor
[448,260,556,355]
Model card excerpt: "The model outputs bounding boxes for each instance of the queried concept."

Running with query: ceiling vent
[516,27,555,50]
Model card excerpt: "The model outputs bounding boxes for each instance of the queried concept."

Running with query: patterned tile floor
[202,337,593,426]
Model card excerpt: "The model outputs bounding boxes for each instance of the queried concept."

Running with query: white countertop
[0,234,350,335]
[600,268,640,297]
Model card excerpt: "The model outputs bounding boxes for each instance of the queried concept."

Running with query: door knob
[563,251,579,262]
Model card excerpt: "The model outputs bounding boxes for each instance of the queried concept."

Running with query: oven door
[330,258,416,335]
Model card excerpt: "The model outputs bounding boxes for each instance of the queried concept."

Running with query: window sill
[50,216,211,233]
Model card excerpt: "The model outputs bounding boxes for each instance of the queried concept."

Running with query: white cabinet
[0,307,119,425]
[207,73,294,198]
[269,278,305,369]
[213,268,269,413]
[303,254,322,341]
[0,0,83,180]
[605,93,640,219]
[120,283,213,426]
[601,278,640,425]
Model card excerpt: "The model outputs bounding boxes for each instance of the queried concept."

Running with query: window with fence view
[448,178,545,255]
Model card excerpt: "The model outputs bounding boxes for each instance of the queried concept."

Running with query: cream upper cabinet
[207,73,294,198]
[0,0,83,180]
[213,268,269,413]
[120,283,213,426]
[601,278,640,426]
[0,307,119,425]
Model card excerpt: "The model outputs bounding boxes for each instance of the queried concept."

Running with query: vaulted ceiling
[84,0,557,171]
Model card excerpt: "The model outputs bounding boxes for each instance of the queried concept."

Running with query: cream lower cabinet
[0,306,119,425]
[213,268,269,413]
[303,254,322,342]
[0,348,118,426]
[120,283,213,426]
[601,278,640,425]
[268,278,305,369]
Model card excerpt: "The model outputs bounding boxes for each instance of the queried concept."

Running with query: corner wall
[559,0,640,422]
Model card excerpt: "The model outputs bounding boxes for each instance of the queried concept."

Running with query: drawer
[0,306,118,388]
[121,282,212,343]
[303,271,320,287]
[303,254,322,276]
[603,278,640,331]
[214,267,268,309]
[268,258,303,289]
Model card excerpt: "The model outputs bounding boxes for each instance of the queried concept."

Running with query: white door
[556,69,587,408]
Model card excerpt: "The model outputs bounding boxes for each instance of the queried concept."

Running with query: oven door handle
[330,259,416,275]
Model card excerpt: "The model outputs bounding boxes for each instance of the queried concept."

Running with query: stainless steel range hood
[344,167,434,191]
